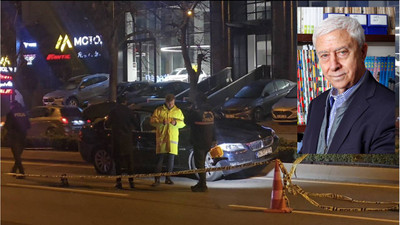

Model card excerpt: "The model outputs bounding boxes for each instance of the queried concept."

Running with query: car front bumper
[215,135,279,176]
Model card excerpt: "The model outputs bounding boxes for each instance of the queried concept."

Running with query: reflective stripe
[170,140,178,145]
[194,121,214,125]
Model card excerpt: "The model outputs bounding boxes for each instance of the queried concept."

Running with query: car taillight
[87,120,91,124]
[61,117,69,124]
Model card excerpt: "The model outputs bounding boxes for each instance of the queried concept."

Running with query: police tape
[277,155,399,212]
[5,155,277,180]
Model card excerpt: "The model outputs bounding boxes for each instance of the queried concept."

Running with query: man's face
[316,29,368,94]
[165,99,175,109]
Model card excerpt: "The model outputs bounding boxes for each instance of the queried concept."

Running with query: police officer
[185,93,216,192]
[107,95,138,189]
[150,94,185,186]
[4,100,31,178]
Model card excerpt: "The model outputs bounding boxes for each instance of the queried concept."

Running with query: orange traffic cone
[264,159,292,213]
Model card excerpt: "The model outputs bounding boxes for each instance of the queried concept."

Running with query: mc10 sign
[74,35,103,46]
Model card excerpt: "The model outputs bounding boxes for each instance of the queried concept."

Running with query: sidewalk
[264,161,399,185]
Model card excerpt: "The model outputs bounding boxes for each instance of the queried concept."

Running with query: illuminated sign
[0,89,13,95]
[0,74,13,95]
[77,51,102,59]
[74,35,103,46]
[0,56,11,67]
[46,54,71,60]
[55,35,73,52]
[0,67,16,73]
[23,54,36,65]
[0,80,13,88]
[23,42,38,48]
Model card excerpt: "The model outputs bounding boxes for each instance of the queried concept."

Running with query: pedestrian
[107,95,138,189]
[4,100,31,178]
[185,93,216,192]
[150,93,185,186]
[300,16,395,154]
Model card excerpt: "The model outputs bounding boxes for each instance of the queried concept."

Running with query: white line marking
[252,177,399,189]
[5,183,129,197]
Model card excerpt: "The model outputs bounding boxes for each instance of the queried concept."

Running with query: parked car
[43,73,109,107]
[271,84,297,123]
[220,79,296,121]
[82,81,152,107]
[78,101,279,181]
[126,81,190,105]
[27,105,86,139]
[162,68,209,83]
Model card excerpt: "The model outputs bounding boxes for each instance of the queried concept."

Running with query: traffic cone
[264,159,292,213]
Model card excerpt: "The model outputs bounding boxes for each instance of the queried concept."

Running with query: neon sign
[74,35,103,46]
[0,89,13,95]
[0,67,16,73]
[55,35,73,52]
[0,56,11,67]
[77,51,102,59]
[46,54,71,60]
[0,73,13,95]
[23,54,36,65]
[23,42,38,48]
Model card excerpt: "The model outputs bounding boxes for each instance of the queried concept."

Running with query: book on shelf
[297,51,395,125]
[297,7,396,35]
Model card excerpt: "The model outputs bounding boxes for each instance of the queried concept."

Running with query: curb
[265,162,399,185]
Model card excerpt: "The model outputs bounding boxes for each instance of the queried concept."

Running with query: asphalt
[1,147,398,185]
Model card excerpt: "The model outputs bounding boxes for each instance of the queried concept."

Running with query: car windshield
[60,107,82,117]
[170,69,184,76]
[286,86,297,98]
[234,84,265,98]
[63,77,83,90]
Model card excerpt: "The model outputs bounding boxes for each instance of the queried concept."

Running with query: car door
[261,81,279,113]
[79,75,109,102]
[132,112,157,170]
[27,107,61,138]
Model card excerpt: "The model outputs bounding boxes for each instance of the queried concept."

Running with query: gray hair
[312,16,365,49]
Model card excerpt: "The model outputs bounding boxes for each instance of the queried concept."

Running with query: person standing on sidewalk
[185,93,216,192]
[150,94,185,186]
[107,95,138,189]
[4,100,31,177]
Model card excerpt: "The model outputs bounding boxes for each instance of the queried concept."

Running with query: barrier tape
[5,155,277,180]
[278,154,399,212]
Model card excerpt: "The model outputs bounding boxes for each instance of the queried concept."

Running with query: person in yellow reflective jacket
[150,94,185,186]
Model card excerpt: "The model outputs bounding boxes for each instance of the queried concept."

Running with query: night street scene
[1,1,399,225]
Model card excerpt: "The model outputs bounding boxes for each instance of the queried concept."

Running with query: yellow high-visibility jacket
[150,104,185,155]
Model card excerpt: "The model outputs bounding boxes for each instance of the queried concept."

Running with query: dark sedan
[78,101,279,181]
[220,79,295,121]
[126,81,190,105]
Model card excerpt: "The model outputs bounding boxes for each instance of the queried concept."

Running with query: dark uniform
[107,97,138,189]
[185,94,216,192]
[4,101,31,176]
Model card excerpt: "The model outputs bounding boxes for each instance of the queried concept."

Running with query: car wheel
[189,151,223,181]
[66,97,79,106]
[93,148,115,175]
[253,107,264,122]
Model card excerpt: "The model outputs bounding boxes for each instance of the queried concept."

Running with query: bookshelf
[297,34,395,45]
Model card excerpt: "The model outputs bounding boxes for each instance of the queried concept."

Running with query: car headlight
[218,143,245,152]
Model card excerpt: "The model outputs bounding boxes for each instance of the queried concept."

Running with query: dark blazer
[300,71,395,154]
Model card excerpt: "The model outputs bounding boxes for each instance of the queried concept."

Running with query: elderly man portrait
[300,16,395,154]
